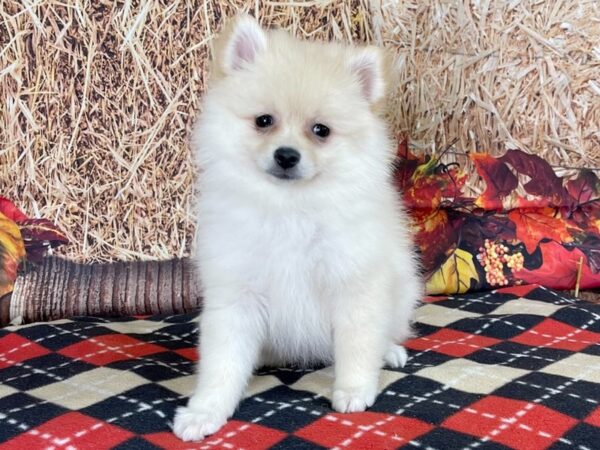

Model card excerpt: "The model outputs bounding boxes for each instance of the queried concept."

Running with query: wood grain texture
[3,257,202,326]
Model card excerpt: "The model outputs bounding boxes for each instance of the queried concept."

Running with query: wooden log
[2,257,202,326]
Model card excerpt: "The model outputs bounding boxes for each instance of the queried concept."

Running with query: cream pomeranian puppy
[173,14,422,442]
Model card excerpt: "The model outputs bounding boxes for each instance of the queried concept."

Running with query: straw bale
[1,0,598,263]
[375,0,600,167]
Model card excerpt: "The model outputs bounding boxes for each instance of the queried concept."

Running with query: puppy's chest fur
[261,215,339,363]
[201,204,354,364]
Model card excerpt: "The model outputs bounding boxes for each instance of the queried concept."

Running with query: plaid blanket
[1,285,599,449]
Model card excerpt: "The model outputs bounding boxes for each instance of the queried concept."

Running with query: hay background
[1,0,598,263]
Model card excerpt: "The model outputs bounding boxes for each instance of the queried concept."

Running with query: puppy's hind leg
[173,288,265,442]
[385,267,422,369]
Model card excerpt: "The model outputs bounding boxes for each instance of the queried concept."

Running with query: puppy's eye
[255,114,274,128]
[312,123,330,138]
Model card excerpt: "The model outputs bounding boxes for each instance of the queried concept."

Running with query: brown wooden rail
[0,257,202,326]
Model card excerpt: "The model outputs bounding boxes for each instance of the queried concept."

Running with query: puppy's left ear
[349,46,390,106]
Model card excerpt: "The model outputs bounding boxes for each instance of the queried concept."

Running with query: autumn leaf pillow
[0,198,68,298]
[395,144,600,295]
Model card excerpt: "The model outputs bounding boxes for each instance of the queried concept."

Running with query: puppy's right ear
[213,14,267,77]
[348,46,389,106]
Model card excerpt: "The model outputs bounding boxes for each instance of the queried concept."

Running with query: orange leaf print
[471,153,517,210]
[411,209,463,275]
[514,241,599,290]
[508,208,579,254]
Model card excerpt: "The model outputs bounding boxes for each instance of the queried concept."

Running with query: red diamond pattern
[584,407,600,427]
[58,334,166,365]
[146,420,286,450]
[173,347,198,361]
[0,412,132,449]
[495,284,537,297]
[405,328,501,357]
[442,395,578,450]
[0,334,50,369]
[511,318,600,351]
[296,412,433,449]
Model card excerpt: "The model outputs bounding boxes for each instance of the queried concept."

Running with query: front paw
[172,406,227,442]
[384,344,408,369]
[332,385,377,413]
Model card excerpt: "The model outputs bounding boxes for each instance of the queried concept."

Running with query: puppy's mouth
[266,167,302,181]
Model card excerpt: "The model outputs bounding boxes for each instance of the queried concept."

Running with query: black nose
[274,147,301,170]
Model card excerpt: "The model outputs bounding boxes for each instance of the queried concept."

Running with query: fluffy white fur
[173,14,422,442]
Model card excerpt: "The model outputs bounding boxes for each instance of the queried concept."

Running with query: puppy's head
[197,14,392,189]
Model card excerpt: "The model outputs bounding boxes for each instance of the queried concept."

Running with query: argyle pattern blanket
[1,285,599,449]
